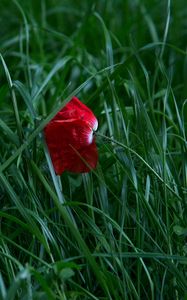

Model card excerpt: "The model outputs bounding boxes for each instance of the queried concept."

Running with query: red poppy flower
[44,97,98,174]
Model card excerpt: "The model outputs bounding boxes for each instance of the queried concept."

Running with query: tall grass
[0,0,186,299]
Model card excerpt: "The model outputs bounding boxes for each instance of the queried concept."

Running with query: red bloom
[44,97,98,174]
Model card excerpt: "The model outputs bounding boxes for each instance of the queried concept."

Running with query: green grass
[0,0,187,299]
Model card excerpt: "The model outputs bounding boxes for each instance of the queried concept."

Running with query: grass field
[0,0,187,299]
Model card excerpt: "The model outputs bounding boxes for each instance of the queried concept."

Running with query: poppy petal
[62,140,98,173]
[52,97,98,131]
[44,117,98,174]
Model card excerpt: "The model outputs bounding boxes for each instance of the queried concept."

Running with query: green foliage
[0,0,186,299]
